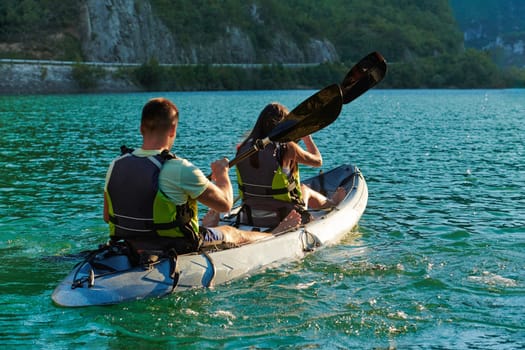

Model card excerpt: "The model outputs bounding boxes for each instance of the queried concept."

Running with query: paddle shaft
[210,52,387,177]
[227,84,343,167]
[228,137,269,168]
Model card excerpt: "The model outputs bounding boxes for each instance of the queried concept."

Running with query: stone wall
[0,63,138,95]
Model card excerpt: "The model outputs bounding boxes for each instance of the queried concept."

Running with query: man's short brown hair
[141,98,179,134]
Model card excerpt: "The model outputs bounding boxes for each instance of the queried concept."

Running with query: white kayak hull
[52,164,368,307]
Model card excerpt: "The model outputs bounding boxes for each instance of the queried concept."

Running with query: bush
[134,58,164,91]
[71,63,105,90]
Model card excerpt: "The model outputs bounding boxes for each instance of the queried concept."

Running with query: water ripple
[1,90,524,348]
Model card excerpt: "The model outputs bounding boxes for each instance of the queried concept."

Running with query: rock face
[79,0,339,64]
[80,0,177,63]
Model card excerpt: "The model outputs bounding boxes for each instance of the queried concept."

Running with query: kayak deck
[52,164,367,307]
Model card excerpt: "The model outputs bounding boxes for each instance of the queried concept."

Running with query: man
[103,98,298,254]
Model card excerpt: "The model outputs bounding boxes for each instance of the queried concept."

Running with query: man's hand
[210,158,229,182]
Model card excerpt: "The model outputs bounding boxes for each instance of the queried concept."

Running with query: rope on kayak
[71,243,117,289]
[69,241,157,290]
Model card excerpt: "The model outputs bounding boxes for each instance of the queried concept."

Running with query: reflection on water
[0,90,524,348]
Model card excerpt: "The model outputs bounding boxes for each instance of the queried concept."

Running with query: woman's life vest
[105,148,200,250]
[235,142,305,227]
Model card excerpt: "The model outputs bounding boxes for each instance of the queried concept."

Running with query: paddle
[340,51,387,104]
[213,52,387,174]
[226,52,387,168]
[264,52,386,145]
[265,52,386,146]
[228,83,343,168]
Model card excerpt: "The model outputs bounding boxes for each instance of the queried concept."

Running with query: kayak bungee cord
[71,244,114,289]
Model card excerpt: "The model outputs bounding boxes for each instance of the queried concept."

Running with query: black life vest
[235,142,305,228]
[106,147,200,251]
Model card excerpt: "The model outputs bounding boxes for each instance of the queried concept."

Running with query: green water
[1,90,524,349]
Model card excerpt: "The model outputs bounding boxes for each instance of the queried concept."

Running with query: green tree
[134,59,163,90]
[71,63,105,90]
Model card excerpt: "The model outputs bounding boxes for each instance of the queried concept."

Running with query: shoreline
[0,63,140,95]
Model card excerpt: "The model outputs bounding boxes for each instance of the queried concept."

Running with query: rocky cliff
[80,0,177,63]
[79,0,338,64]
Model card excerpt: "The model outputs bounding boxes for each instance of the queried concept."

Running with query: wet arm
[197,158,233,212]
[291,136,322,167]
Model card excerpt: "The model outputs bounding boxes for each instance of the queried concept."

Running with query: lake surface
[0,89,523,349]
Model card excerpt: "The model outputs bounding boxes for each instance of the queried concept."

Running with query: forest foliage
[149,0,462,64]
[1,0,524,89]
[113,49,522,92]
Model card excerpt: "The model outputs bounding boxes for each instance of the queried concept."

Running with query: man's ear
[169,124,177,138]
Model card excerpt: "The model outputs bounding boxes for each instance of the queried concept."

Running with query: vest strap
[239,181,296,197]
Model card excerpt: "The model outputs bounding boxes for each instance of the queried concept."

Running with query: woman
[235,103,345,228]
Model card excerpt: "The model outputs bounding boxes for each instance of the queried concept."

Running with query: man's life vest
[106,148,200,250]
[235,142,305,227]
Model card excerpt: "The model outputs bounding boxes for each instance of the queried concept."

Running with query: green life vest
[235,142,304,227]
[106,148,199,247]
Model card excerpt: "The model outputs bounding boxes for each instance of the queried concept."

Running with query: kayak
[51,52,386,308]
[52,164,368,307]
[52,164,367,307]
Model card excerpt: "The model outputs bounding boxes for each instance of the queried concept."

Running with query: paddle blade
[228,85,342,169]
[268,84,343,143]
[341,51,387,104]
